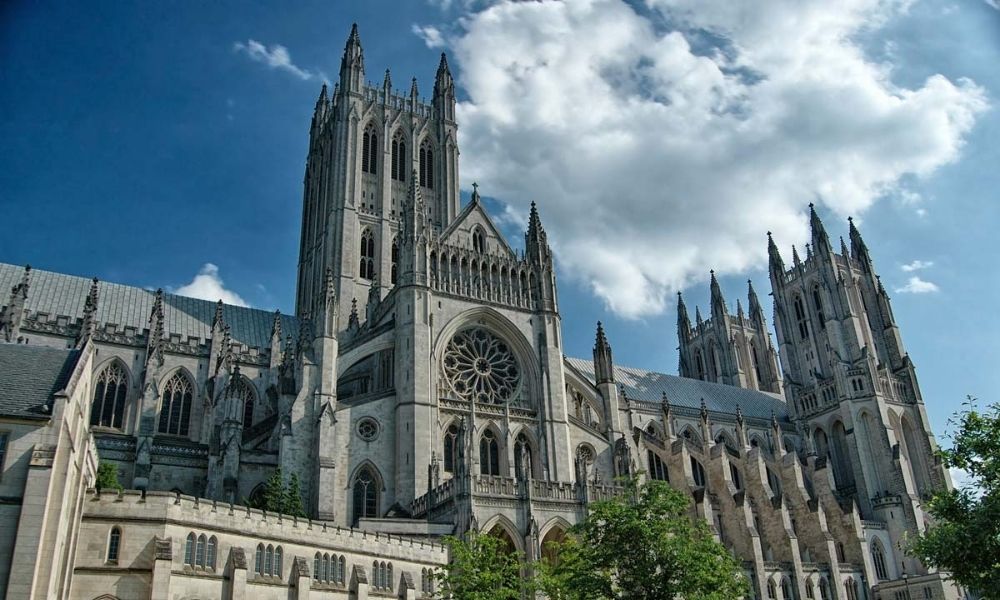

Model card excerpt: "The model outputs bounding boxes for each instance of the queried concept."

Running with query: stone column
[292,556,311,600]
[227,547,248,600]
[351,564,370,600]
[150,536,173,600]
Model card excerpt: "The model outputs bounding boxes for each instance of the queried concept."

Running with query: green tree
[95,462,123,492]
[246,468,286,513]
[283,473,306,518]
[912,398,1000,597]
[537,477,748,600]
[434,532,526,600]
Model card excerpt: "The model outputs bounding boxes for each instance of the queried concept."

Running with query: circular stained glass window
[443,328,521,404]
[357,418,379,441]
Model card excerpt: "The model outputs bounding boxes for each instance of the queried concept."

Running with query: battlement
[85,488,449,559]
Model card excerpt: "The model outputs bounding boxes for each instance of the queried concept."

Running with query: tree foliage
[246,468,307,518]
[95,461,123,492]
[435,532,526,600]
[912,398,1000,597]
[537,478,748,600]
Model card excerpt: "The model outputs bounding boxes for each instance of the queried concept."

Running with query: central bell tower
[294,24,460,327]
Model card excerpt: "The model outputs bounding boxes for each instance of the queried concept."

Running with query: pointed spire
[212,299,225,331]
[736,298,745,321]
[271,309,282,340]
[78,277,100,348]
[383,68,392,94]
[593,321,614,384]
[433,52,456,121]
[146,289,165,368]
[848,216,872,267]
[767,231,785,278]
[840,235,850,258]
[339,23,365,93]
[677,291,692,341]
[348,297,360,330]
[747,279,763,318]
[525,201,551,265]
[709,270,727,320]
[410,77,419,99]
[792,245,802,268]
[809,203,832,256]
[695,306,704,328]
[314,84,328,115]
[700,398,709,422]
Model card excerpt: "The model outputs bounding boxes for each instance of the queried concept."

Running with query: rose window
[443,328,521,404]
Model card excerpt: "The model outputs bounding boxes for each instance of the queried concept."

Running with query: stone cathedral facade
[0,24,968,600]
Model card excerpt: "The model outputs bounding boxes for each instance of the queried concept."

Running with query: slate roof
[564,357,789,421]
[0,263,298,350]
[0,343,80,420]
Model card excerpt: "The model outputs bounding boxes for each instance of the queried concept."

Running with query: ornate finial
[700,398,708,421]
[661,390,670,411]
[213,299,225,329]
[471,182,479,202]
[348,297,360,329]
[271,309,282,338]
[736,403,744,426]
[771,409,779,430]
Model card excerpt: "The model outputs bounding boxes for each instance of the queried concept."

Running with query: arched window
[362,124,378,175]
[752,345,763,384]
[185,533,196,566]
[472,228,485,253]
[107,526,121,563]
[91,362,129,429]
[514,433,532,479]
[648,450,669,481]
[729,463,742,490]
[230,377,256,427]
[813,286,826,329]
[313,553,321,581]
[158,372,193,436]
[254,544,264,575]
[391,132,406,182]
[390,237,399,285]
[265,545,273,576]
[819,578,831,600]
[274,546,283,578]
[387,563,394,590]
[794,295,809,340]
[690,456,706,488]
[767,579,777,599]
[359,228,375,280]
[806,580,816,599]
[338,555,346,584]
[419,140,434,189]
[695,350,705,380]
[711,346,721,381]
[443,424,459,473]
[480,429,501,476]
[872,538,889,580]
[207,536,217,569]
[767,467,782,496]
[352,466,379,524]
[781,578,792,600]
[196,534,206,567]
[844,578,858,600]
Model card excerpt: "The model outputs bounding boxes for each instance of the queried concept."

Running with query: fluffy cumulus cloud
[233,40,318,81]
[895,276,940,294]
[173,263,249,307]
[425,0,987,318]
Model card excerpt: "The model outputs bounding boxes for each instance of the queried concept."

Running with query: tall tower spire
[677,292,692,342]
[339,23,365,94]
[809,203,833,257]
[767,231,785,287]
[709,270,727,321]
[525,201,551,266]
[593,321,614,385]
[433,52,456,122]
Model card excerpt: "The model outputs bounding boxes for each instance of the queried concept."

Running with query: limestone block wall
[71,490,448,600]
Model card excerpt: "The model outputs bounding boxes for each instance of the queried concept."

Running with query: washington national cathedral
[0,24,970,600]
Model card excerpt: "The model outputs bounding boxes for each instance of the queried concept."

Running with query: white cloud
[173,263,249,307]
[895,276,940,294]
[233,40,317,81]
[985,0,999,10]
[412,24,445,48]
[901,259,933,271]
[428,0,987,318]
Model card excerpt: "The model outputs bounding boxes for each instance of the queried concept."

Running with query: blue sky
[1,0,998,442]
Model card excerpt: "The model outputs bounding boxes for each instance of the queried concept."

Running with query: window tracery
[419,140,434,189]
[158,372,193,436]
[362,124,378,175]
[391,132,406,182]
[442,328,521,405]
[360,229,375,280]
[91,362,129,430]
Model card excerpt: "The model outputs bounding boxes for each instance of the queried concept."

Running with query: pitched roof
[0,263,297,350]
[564,356,788,421]
[0,343,80,420]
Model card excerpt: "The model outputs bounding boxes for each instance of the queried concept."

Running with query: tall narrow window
[207,536,217,569]
[690,456,706,488]
[352,466,379,524]
[729,463,742,489]
[338,555,345,584]
[232,376,256,427]
[314,553,321,581]
[813,287,826,329]
[514,433,532,479]
[752,346,763,385]
[255,544,264,575]
[185,533,196,565]
[196,534,206,567]
[794,295,810,340]
[472,228,485,253]
[648,450,668,481]
[391,132,406,182]
[158,372,193,436]
[362,124,378,174]
[359,229,375,280]
[419,141,434,189]
[107,527,121,563]
[480,430,501,476]
[390,237,399,285]
[872,539,889,580]
[92,362,129,429]
[443,424,459,473]
[274,546,283,577]
[695,350,705,380]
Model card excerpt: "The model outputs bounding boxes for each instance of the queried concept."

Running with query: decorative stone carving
[442,328,521,404]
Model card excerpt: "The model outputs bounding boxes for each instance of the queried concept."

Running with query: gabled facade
[0,24,966,600]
